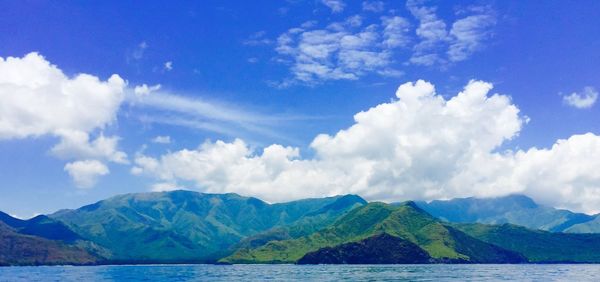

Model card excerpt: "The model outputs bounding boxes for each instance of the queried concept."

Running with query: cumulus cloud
[563,87,598,109]
[64,160,109,189]
[0,53,125,139]
[321,0,345,13]
[132,80,600,214]
[0,52,127,187]
[50,131,128,164]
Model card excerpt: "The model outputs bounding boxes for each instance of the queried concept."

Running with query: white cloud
[134,84,161,97]
[381,16,411,48]
[274,16,411,85]
[164,61,173,71]
[127,82,315,142]
[271,2,495,85]
[563,87,598,109]
[321,0,345,13]
[131,41,148,61]
[362,1,384,13]
[406,0,448,65]
[0,53,125,139]
[50,130,128,164]
[243,31,274,46]
[151,182,181,192]
[406,1,496,66]
[64,160,109,189]
[132,80,600,214]
[0,52,127,187]
[152,135,171,144]
[447,13,496,62]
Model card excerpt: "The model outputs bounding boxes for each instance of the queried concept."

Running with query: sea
[0,264,599,281]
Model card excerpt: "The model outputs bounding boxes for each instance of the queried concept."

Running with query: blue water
[0,264,599,281]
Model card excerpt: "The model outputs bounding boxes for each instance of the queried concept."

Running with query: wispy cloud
[164,61,173,71]
[362,1,384,13]
[563,87,598,109]
[243,31,274,46]
[152,135,171,144]
[264,1,496,86]
[127,41,148,64]
[447,11,496,62]
[126,88,322,143]
[272,15,408,87]
[321,0,345,13]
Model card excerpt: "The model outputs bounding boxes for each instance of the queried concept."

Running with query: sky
[1,0,599,217]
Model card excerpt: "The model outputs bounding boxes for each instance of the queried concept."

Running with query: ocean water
[0,264,599,281]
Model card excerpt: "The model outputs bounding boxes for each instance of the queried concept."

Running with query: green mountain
[0,221,100,266]
[230,194,367,251]
[416,195,598,233]
[0,211,81,242]
[455,223,600,263]
[50,190,365,263]
[564,216,600,233]
[297,233,431,264]
[221,202,526,264]
[5,191,600,265]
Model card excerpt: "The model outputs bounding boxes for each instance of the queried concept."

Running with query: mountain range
[1,190,600,265]
[415,194,600,233]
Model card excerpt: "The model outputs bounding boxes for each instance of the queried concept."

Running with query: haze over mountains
[1,190,600,265]
[415,194,600,233]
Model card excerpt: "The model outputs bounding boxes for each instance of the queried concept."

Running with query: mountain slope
[51,190,365,262]
[0,222,99,266]
[221,202,526,264]
[455,223,600,263]
[297,233,431,264]
[0,211,81,242]
[564,215,600,233]
[230,194,367,251]
[416,195,597,233]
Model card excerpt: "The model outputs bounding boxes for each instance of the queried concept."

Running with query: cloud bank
[0,53,315,187]
[133,80,600,214]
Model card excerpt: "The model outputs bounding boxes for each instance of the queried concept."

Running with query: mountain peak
[497,194,538,209]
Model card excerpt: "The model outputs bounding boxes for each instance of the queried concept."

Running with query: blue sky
[1,0,599,217]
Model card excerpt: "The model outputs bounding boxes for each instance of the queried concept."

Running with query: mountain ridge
[220,201,527,264]
[49,190,366,263]
[415,194,600,233]
[3,190,600,265]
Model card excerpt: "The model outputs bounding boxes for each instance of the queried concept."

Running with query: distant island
[2,190,600,266]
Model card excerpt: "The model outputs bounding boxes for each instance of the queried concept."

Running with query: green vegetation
[0,221,100,266]
[297,233,432,264]
[416,195,599,233]
[51,190,365,262]
[221,202,525,264]
[3,191,600,265]
[455,223,600,263]
[0,211,81,242]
